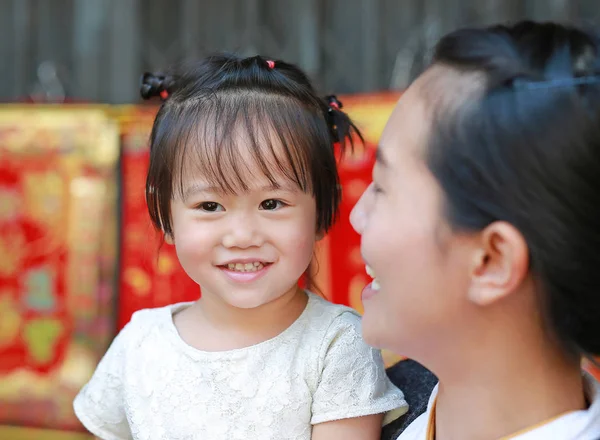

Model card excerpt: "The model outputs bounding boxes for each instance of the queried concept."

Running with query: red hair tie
[326,95,342,111]
[160,89,169,100]
[266,60,275,69]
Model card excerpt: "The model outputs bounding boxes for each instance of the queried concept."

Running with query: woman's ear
[467,221,529,306]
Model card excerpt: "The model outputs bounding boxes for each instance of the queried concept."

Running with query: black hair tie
[140,72,170,100]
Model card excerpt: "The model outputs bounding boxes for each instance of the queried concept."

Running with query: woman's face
[350,70,477,359]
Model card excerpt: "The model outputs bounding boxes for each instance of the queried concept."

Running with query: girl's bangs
[170,92,325,198]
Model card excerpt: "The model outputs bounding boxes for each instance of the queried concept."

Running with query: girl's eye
[259,199,285,211]
[197,202,224,212]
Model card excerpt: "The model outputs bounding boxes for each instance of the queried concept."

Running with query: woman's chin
[360,310,386,349]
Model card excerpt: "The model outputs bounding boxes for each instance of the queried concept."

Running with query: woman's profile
[352,20,600,440]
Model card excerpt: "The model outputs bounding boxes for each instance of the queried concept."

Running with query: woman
[352,21,600,439]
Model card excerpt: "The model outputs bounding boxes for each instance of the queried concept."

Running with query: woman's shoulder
[381,360,438,440]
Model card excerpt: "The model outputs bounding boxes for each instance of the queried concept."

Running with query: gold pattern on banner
[343,94,401,145]
[67,177,107,319]
[0,187,21,220]
[0,106,119,431]
[0,106,119,168]
[23,318,65,364]
[0,294,22,349]
[0,234,26,276]
[157,254,177,276]
[124,267,152,297]
[23,172,66,228]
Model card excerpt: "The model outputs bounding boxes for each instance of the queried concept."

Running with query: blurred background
[1,1,599,439]
[3,0,600,103]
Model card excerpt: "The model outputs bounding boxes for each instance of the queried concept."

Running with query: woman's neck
[433,332,586,440]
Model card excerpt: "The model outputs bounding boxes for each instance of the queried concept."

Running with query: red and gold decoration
[1,95,598,437]
[0,107,119,431]
[117,106,198,329]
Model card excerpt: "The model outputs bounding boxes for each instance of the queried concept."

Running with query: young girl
[74,54,407,440]
[351,21,600,440]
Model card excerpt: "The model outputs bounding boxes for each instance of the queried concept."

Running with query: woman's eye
[197,202,224,212]
[260,199,285,211]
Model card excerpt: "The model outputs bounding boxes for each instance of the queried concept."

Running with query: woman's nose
[350,182,374,234]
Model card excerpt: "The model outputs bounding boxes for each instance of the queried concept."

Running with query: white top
[397,373,600,440]
[74,292,407,440]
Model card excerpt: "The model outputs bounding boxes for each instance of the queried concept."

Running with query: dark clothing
[381,360,438,440]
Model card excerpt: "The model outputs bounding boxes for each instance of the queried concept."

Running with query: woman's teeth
[226,262,264,272]
[365,265,380,291]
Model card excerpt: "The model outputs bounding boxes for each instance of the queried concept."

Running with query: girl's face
[168,138,318,310]
[349,71,477,358]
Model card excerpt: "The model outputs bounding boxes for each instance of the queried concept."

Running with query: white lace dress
[74,292,408,440]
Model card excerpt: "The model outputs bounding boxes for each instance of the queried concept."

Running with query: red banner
[0,107,119,431]
[117,107,199,329]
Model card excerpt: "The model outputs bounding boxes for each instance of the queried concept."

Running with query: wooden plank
[108,0,140,103]
[180,0,202,59]
[362,0,380,91]
[296,0,320,76]
[467,0,525,25]
[383,0,424,89]
[73,0,108,100]
[527,0,575,20]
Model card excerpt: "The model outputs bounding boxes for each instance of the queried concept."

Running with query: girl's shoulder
[304,291,360,321]
[116,302,193,348]
[297,292,364,342]
[300,292,367,351]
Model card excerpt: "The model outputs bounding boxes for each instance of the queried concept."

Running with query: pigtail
[140,72,176,101]
[324,95,364,156]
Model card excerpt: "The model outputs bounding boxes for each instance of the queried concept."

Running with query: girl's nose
[222,214,264,249]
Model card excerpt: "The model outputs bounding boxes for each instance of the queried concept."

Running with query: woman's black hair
[141,54,362,237]
[427,21,600,357]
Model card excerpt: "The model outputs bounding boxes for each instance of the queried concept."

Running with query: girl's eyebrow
[262,182,299,192]
[182,183,223,201]
[182,181,300,201]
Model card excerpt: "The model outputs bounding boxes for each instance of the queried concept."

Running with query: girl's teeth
[371,278,380,291]
[227,262,265,272]
[365,265,375,278]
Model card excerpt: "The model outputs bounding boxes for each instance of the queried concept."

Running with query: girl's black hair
[141,54,362,236]
[427,21,600,357]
